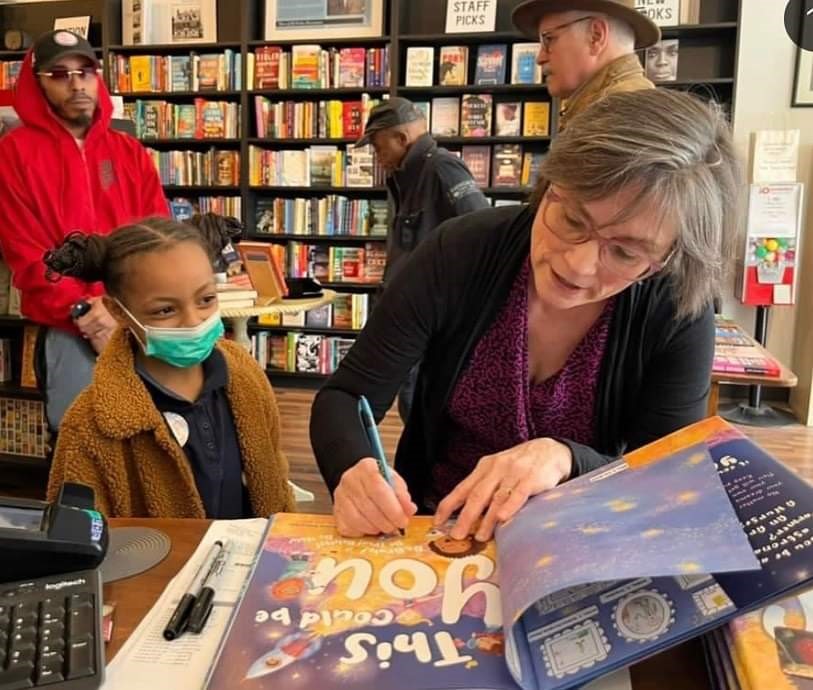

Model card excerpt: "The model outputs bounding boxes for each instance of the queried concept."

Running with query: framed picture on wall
[264,0,384,41]
[791,3,813,106]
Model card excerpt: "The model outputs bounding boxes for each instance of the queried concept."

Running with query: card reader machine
[0,483,109,583]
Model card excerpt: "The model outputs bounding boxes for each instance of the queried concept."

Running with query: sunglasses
[36,66,100,82]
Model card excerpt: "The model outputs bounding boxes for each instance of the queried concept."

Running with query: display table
[220,290,336,349]
[709,317,797,418]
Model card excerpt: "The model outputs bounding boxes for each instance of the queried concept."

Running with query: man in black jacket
[356,97,490,420]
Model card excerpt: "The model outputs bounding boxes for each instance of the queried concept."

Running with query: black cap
[32,30,99,72]
[355,97,425,147]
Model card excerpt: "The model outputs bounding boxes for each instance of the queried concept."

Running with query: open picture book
[204,417,813,690]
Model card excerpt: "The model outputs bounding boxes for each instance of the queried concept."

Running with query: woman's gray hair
[531,88,745,321]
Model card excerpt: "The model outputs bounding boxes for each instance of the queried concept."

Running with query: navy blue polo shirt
[136,349,250,519]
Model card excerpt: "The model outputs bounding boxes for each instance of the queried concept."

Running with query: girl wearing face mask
[43,216,294,518]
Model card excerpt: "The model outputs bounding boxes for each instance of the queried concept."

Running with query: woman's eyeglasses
[36,66,100,82]
[541,187,674,281]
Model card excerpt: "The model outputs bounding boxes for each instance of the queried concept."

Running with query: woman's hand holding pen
[334,458,417,537]
[433,438,573,543]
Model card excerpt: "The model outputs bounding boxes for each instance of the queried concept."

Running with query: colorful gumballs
[755,245,768,259]
[765,239,779,252]
[765,252,776,264]
[778,238,789,250]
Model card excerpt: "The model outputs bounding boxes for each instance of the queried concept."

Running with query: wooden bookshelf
[398,84,547,96]
[0,382,42,401]
[115,90,242,99]
[108,42,241,53]
[658,78,735,86]
[250,87,390,98]
[435,136,550,146]
[0,315,29,328]
[0,0,742,387]
[163,185,241,193]
[319,281,381,291]
[248,325,362,337]
[251,234,386,243]
[267,370,327,386]
[483,186,532,196]
[398,31,525,44]
[247,137,359,146]
[249,186,387,194]
[0,453,49,471]
[142,138,242,146]
[661,21,738,37]
[248,36,391,48]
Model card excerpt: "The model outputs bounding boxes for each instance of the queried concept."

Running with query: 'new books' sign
[635,0,680,26]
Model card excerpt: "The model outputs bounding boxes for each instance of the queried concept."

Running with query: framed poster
[264,0,384,41]
[122,0,217,45]
[791,1,813,106]
[793,44,813,106]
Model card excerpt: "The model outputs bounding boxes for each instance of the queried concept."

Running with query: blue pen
[358,394,405,536]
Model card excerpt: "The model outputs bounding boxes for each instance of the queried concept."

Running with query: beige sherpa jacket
[558,53,655,131]
[47,328,295,517]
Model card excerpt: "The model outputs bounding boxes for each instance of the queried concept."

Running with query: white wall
[727,0,813,424]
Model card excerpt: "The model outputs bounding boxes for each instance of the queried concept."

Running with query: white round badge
[54,31,80,47]
[163,412,190,447]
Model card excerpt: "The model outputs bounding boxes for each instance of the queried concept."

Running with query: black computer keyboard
[0,569,103,690]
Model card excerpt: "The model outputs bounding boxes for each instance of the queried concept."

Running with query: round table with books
[220,290,337,351]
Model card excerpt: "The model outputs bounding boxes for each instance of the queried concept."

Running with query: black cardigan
[310,205,715,510]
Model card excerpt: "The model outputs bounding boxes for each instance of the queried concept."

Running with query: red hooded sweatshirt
[0,51,169,332]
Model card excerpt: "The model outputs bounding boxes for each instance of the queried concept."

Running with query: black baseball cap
[355,97,425,147]
[32,30,99,72]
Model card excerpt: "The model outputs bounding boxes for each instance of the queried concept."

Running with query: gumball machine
[728,182,804,426]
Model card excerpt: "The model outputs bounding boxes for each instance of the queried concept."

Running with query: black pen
[163,539,224,641]
[186,540,229,634]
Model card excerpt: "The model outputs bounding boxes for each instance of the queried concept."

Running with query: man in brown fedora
[512,0,661,130]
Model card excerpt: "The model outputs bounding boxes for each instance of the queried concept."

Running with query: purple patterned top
[430,259,615,503]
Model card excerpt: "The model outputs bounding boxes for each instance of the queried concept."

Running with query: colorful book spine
[109,51,241,93]
[253,45,389,90]
[125,99,241,139]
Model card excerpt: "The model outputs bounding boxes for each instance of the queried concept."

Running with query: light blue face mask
[117,301,225,368]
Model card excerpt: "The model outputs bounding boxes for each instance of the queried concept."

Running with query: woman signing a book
[43,216,295,518]
[310,89,744,541]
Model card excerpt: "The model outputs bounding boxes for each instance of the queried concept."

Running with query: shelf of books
[248,291,372,381]
[244,35,394,390]
[399,40,551,203]
[0,0,741,390]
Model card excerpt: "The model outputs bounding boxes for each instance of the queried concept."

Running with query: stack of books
[713,317,781,377]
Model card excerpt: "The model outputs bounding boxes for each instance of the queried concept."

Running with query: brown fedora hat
[512,0,661,49]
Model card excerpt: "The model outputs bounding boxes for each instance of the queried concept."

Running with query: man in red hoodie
[0,30,168,430]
